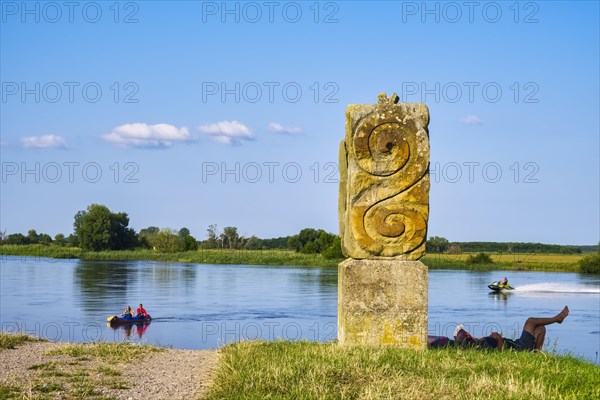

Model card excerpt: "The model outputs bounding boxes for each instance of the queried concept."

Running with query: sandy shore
[0,341,218,399]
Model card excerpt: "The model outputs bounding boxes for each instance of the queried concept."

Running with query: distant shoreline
[0,244,590,273]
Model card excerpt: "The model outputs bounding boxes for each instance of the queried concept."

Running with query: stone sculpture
[338,93,430,348]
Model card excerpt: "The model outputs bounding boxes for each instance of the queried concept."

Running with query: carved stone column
[338,93,430,348]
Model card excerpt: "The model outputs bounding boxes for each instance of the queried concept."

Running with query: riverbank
[0,333,216,400]
[0,244,590,272]
[208,341,599,399]
[2,334,598,400]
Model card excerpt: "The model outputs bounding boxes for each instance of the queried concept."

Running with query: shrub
[579,253,600,274]
[322,236,343,259]
[466,252,493,264]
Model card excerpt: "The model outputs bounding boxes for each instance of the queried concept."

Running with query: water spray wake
[515,283,600,294]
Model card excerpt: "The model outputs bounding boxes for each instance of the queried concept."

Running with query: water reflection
[489,290,510,301]
[73,260,198,313]
[73,261,133,312]
[107,320,151,342]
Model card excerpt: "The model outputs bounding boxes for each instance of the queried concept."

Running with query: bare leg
[523,306,569,335]
[532,326,546,350]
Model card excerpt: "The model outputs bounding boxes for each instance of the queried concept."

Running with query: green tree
[37,233,52,245]
[243,235,261,250]
[289,228,324,253]
[109,212,138,249]
[75,205,111,251]
[182,234,199,251]
[177,227,198,251]
[288,235,302,252]
[316,231,336,253]
[427,236,450,253]
[289,228,341,256]
[303,241,317,254]
[5,233,27,245]
[139,226,160,249]
[54,233,66,246]
[149,228,182,253]
[221,226,240,249]
[27,229,39,244]
[202,224,220,249]
[66,233,79,247]
[140,226,160,237]
[322,236,344,259]
[74,204,138,251]
[178,227,191,239]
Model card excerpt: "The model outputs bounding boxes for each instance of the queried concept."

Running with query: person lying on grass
[428,306,569,351]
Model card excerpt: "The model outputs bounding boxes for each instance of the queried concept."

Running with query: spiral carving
[340,96,430,260]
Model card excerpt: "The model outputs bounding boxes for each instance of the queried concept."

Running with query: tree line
[426,236,586,254]
[0,203,343,258]
[2,204,593,257]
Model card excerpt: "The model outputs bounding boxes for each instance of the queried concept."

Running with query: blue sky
[1,1,598,245]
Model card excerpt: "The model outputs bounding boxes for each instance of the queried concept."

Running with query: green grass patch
[0,332,45,349]
[45,342,162,364]
[0,244,81,258]
[96,366,122,377]
[422,252,584,272]
[207,341,600,400]
[33,381,63,394]
[79,248,341,267]
[0,383,23,399]
[0,245,341,268]
[28,361,71,378]
[2,244,592,272]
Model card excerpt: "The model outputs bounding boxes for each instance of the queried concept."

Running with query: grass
[207,341,600,400]
[0,339,161,399]
[1,244,592,272]
[0,244,81,259]
[0,245,341,268]
[45,341,162,363]
[0,333,45,349]
[422,252,585,272]
[79,248,341,267]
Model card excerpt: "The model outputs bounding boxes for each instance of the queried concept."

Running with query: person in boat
[136,303,149,318]
[499,277,509,288]
[121,306,134,320]
[449,306,570,352]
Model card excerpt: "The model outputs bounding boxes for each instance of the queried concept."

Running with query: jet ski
[488,281,515,292]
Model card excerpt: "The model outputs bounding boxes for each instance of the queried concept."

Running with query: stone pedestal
[338,258,428,348]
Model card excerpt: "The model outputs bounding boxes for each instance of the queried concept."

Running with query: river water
[1,256,598,364]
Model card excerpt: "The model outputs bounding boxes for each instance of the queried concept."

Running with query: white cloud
[459,115,483,125]
[267,122,302,135]
[21,134,68,149]
[198,120,254,145]
[102,123,192,148]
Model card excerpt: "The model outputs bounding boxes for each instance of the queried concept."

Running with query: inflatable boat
[107,315,151,324]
